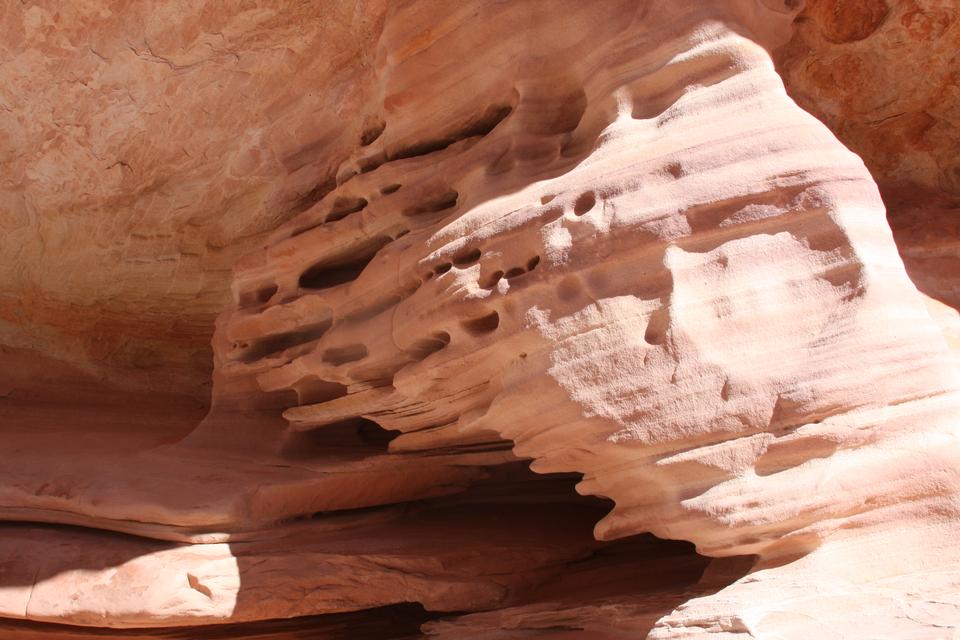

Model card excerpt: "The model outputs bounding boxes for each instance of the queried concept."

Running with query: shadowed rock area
[1,1,959,638]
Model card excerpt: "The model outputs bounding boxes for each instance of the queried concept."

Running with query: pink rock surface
[1,1,959,638]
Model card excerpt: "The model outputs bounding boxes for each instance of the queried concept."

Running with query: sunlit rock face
[2,1,959,639]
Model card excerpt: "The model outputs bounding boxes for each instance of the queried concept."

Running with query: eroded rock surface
[776,0,960,320]
[2,1,959,638]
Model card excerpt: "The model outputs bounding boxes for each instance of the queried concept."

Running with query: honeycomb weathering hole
[461,311,500,336]
[326,196,368,223]
[389,103,513,161]
[280,417,399,460]
[574,191,596,216]
[482,270,505,288]
[298,238,390,290]
[299,259,370,290]
[402,189,459,217]
[322,344,369,366]
[238,322,332,363]
[453,248,481,266]
[294,377,348,405]
[408,331,451,360]
[644,307,669,345]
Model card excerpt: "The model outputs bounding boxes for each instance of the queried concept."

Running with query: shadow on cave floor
[0,604,433,640]
[0,473,752,639]
[230,469,752,639]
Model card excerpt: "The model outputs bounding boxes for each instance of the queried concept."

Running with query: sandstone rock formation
[2,1,959,638]
[776,0,960,330]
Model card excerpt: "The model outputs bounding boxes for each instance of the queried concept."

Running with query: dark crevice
[325,196,369,223]
[503,256,540,280]
[452,248,481,266]
[380,183,401,195]
[388,104,513,161]
[293,377,348,406]
[389,137,455,162]
[574,191,596,216]
[322,344,369,366]
[238,321,332,363]
[402,189,459,217]
[281,417,399,460]
[0,603,439,639]
[298,237,391,290]
[644,307,669,346]
[461,311,500,336]
[459,104,514,139]
[358,153,385,174]
[299,259,372,290]
[419,441,517,456]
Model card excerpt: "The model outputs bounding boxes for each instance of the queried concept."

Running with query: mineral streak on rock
[1,0,959,638]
